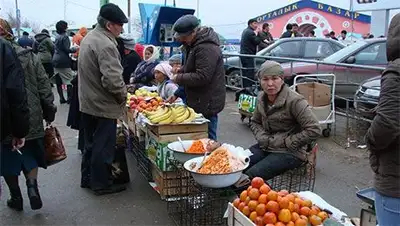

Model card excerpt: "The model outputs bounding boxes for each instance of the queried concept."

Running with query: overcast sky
[0,0,399,38]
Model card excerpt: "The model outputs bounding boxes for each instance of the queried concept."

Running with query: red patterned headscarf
[0,18,14,41]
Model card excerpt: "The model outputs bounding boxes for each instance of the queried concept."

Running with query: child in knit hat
[154,62,182,103]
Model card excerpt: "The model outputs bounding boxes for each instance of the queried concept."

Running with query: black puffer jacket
[366,13,400,198]
[240,27,260,55]
[175,27,226,117]
[0,38,30,141]
[53,33,73,68]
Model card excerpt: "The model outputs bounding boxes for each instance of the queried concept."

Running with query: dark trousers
[206,115,218,141]
[240,57,256,88]
[42,63,54,78]
[81,113,117,190]
[245,144,303,181]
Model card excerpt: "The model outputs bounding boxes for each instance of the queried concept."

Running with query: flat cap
[100,3,128,24]
[257,61,284,79]
[172,15,200,38]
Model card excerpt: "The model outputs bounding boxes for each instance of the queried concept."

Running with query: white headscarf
[144,45,160,62]
[154,62,173,79]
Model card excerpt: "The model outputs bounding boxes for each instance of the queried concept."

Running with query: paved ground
[0,90,373,225]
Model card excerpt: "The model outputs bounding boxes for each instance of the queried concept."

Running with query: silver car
[354,76,380,120]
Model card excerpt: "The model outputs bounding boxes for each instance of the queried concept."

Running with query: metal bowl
[183,156,249,188]
[167,140,205,164]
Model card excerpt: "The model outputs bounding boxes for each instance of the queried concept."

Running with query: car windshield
[323,41,367,63]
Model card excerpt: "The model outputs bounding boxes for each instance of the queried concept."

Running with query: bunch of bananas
[144,105,197,125]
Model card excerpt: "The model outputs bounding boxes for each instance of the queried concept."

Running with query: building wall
[260,8,370,38]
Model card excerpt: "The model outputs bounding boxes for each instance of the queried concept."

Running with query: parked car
[224,37,345,88]
[354,76,380,120]
[282,38,387,100]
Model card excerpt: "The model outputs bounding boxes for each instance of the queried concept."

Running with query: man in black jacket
[240,19,261,88]
[0,37,30,147]
[257,23,274,51]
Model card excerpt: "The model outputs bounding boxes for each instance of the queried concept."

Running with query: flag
[357,0,377,3]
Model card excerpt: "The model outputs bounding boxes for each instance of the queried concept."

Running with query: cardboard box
[297,82,331,107]
[146,130,208,171]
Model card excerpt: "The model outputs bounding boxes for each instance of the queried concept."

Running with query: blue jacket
[174,86,186,104]
[132,60,159,86]
[17,35,34,48]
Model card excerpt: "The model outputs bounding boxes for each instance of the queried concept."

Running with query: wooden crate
[227,203,255,226]
[151,163,191,200]
[127,110,136,134]
[148,123,208,136]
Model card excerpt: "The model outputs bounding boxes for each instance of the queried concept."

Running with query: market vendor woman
[244,61,321,180]
[154,62,182,103]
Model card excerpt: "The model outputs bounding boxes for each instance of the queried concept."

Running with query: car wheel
[322,128,331,137]
[226,69,242,89]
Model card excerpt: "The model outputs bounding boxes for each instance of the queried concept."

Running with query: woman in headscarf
[154,62,182,103]
[129,45,160,88]
[52,20,77,104]
[0,18,57,211]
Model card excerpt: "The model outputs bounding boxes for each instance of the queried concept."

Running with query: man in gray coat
[78,3,128,195]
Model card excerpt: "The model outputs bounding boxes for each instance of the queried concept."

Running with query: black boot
[66,85,73,104]
[26,179,43,210]
[57,84,67,104]
[7,188,23,211]
[4,176,23,211]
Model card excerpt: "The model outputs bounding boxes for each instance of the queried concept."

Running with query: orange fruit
[309,206,320,216]
[249,188,261,200]
[303,199,312,208]
[245,196,251,205]
[238,202,246,212]
[294,198,304,207]
[317,211,329,221]
[258,194,268,204]
[248,200,259,211]
[260,184,271,194]
[255,216,264,226]
[242,206,251,216]
[233,198,240,208]
[256,203,267,216]
[287,221,295,226]
[291,212,300,222]
[264,212,277,224]
[266,200,280,214]
[277,196,282,203]
[286,194,296,203]
[277,191,286,197]
[251,177,265,189]
[280,190,289,196]
[300,207,311,216]
[266,224,275,226]
[279,197,290,209]
[240,190,248,202]
[288,202,295,212]
[249,211,258,222]
[278,209,292,223]
[294,218,308,226]
[275,222,286,226]
[309,215,322,226]
[267,190,278,201]
[293,204,300,214]
[247,186,253,193]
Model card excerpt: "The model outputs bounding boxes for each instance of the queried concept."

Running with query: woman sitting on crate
[154,62,183,103]
[244,61,321,181]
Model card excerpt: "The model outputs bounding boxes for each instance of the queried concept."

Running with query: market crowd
[1,3,399,224]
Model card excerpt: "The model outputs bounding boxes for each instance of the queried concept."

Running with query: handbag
[44,125,67,166]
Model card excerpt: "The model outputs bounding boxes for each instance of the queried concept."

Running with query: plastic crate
[134,136,152,181]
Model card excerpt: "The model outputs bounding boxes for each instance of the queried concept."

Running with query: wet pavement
[0,91,372,225]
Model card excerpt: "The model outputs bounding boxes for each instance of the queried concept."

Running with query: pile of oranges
[233,177,329,226]
[129,96,163,112]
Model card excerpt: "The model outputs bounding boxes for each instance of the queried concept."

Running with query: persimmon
[247,186,253,193]
[294,218,308,226]
[288,202,295,212]
[309,206,320,216]
[293,203,300,213]
[267,190,278,201]
[249,211,258,222]
[238,202,246,212]
[248,200,259,211]
[286,194,296,203]
[303,199,312,208]
[300,207,311,216]
[251,177,265,189]
[275,222,285,226]
[278,209,291,223]
[233,198,240,208]
[294,198,304,207]
[260,184,271,194]
[266,200,280,214]
[291,212,300,222]
[258,194,268,204]
[249,188,261,200]
[256,203,267,216]
[264,212,277,224]
[280,190,289,196]
[245,196,251,205]
[317,211,329,221]
[240,190,248,202]
[309,215,322,226]
[255,216,264,226]
[287,221,295,226]
[242,206,251,216]
[279,197,290,209]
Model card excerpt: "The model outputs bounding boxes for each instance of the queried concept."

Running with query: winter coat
[366,13,400,198]
[130,45,160,86]
[11,42,56,141]
[78,25,127,119]
[0,38,30,141]
[175,27,226,117]
[72,27,88,58]
[250,85,321,161]
[17,35,34,48]
[157,80,180,102]
[122,50,142,85]
[34,32,54,64]
[258,31,274,51]
[240,27,261,55]
[53,33,74,68]
[67,76,81,130]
